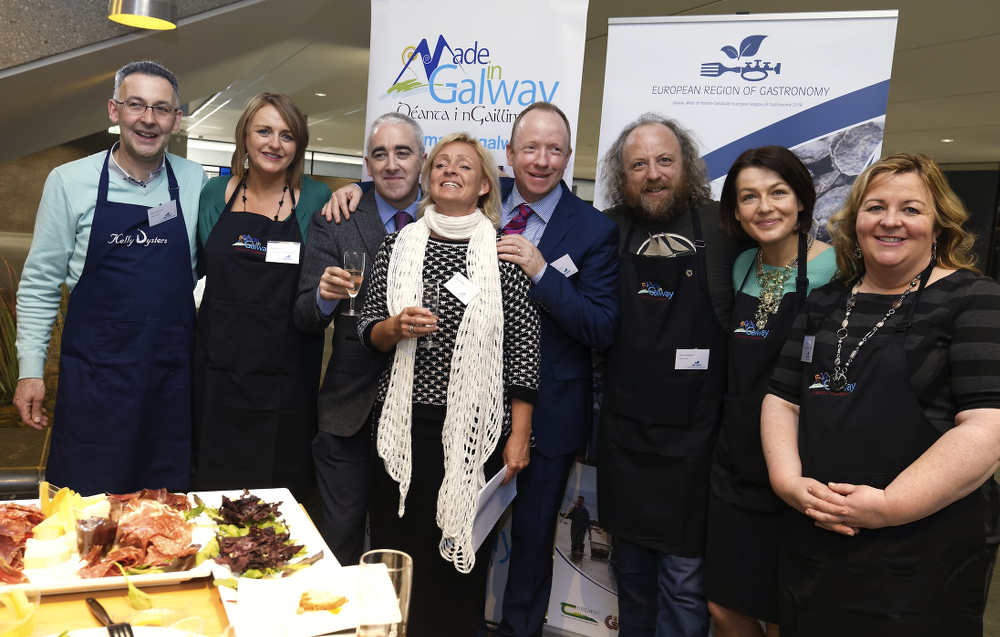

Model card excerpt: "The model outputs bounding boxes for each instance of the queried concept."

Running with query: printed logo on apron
[107,228,168,247]
[733,318,769,339]
[636,281,674,299]
[232,233,266,255]
[807,370,856,394]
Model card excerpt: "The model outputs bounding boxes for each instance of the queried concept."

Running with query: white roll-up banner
[365,0,589,181]
[594,11,898,240]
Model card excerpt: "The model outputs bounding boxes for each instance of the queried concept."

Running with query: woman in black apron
[193,93,330,498]
[762,153,1000,636]
[705,147,835,637]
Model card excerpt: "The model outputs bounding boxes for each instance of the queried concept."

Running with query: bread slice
[297,590,348,613]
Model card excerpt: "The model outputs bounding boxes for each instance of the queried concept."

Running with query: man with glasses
[14,60,206,495]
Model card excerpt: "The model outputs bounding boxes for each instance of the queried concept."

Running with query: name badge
[265,241,300,264]
[675,348,710,370]
[551,254,579,278]
[147,200,177,227]
[444,272,479,305]
[800,335,816,363]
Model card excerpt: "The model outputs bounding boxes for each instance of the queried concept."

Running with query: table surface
[31,576,229,636]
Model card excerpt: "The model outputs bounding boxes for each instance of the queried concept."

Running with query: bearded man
[597,114,739,637]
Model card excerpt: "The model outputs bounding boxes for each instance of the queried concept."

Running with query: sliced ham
[0,503,45,583]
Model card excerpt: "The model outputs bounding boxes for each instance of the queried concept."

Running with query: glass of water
[356,549,412,637]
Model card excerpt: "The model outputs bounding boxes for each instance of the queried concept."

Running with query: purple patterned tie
[502,204,533,235]
[393,211,412,232]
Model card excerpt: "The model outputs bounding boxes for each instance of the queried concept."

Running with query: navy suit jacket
[501,178,619,456]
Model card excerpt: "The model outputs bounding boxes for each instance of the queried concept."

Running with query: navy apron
[780,265,997,636]
[713,233,808,510]
[48,151,194,496]
[598,209,727,555]
[193,182,321,497]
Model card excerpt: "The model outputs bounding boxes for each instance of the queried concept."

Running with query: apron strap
[164,156,179,201]
[793,231,809,313]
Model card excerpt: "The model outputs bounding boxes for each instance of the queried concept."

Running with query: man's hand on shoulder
[321,183,363,223]
[13,378,48,429]
[497,235,546,280]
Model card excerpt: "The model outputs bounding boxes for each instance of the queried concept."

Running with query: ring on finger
[409,324,415,335]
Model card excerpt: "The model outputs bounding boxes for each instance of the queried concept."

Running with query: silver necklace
[828,273,920,392]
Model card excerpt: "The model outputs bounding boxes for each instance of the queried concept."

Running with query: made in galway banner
[365,0,589,180]
[593,11,899,239]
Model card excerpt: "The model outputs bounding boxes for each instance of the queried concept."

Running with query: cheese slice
[23,534,73,569]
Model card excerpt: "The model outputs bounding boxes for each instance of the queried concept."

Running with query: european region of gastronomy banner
[364,0,589,181]
[593,11,899,241]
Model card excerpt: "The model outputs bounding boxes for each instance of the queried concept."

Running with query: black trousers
[370,414,502,637]
[312,422,372,566]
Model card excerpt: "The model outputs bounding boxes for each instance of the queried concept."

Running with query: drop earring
[931,239,938,263]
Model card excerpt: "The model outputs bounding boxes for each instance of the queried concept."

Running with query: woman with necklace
[706,146,834,637]
[193,93,331,497]
[358,133,538,636]
[762,153,1000,635]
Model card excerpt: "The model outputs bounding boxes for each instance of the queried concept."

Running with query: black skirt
[704,492,781,623]
[369,410,504,637]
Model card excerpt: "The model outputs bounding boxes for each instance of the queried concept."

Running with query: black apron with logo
[48,152,194,495]
[598,210,727,555]
[713,235,807,510]
[781,267,997,636]
[193,184,321,496]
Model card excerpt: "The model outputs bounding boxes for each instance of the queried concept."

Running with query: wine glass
[356,549,412,637]
[342,250,366,317]
[419,281,439,349]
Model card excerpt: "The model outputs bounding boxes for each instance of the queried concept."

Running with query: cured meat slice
[0,503,45,583]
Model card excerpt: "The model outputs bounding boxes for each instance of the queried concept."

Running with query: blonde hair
[418,133,502,228]
[827,153,978,282]
[231,93,309,189]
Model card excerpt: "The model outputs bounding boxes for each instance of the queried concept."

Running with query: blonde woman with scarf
[358,133,539,636]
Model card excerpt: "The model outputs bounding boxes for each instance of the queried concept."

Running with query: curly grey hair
[600,113,710,208]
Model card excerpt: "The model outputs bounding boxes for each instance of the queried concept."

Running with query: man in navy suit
[494,102,618,637]
[319,103,618,636]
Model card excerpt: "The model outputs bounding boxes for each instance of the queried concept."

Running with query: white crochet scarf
[378,204,504,574]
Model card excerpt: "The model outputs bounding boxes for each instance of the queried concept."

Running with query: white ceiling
[1,0,998,175]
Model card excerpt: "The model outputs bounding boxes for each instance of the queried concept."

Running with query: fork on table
[85,596,135,637]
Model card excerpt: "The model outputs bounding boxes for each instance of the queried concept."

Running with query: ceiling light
[940,138,955,143]
[108,0,177,30]
[314,92,327,97]
[316,137,324,141]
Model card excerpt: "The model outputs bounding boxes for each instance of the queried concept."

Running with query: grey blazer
[293,189,389,436]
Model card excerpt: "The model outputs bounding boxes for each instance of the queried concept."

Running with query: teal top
[196,174,332,254]
[16,149,207,379]
[732,244,838,299]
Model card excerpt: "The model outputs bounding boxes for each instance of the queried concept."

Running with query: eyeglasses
[113,99,179,118]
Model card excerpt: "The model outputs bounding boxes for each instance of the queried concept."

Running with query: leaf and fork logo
[700,35,782,82]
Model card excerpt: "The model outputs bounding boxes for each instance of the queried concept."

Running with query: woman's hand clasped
[777,475,861,537]
[394,306,438,342]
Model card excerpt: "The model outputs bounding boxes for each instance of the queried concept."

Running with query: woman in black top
[762,153,1000,636]
[359,132,539,637]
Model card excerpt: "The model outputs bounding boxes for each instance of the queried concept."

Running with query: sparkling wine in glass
[419,281,439,349]
[342,250,365,317]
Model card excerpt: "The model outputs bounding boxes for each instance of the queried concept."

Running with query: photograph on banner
[593,10,898,239]
[364,0,588,179]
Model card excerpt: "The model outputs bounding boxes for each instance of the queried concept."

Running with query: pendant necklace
[754,233,813,329]
[828,273,920,392]
[242,178,288,221]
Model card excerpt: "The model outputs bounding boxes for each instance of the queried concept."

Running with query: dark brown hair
[719,145,816,240]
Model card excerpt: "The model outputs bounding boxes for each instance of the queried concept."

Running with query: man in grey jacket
[294,112,425,565]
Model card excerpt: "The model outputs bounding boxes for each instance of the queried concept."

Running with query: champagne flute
[419,281,439,349]
[342,250,365,317]
[356,549,412,637]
